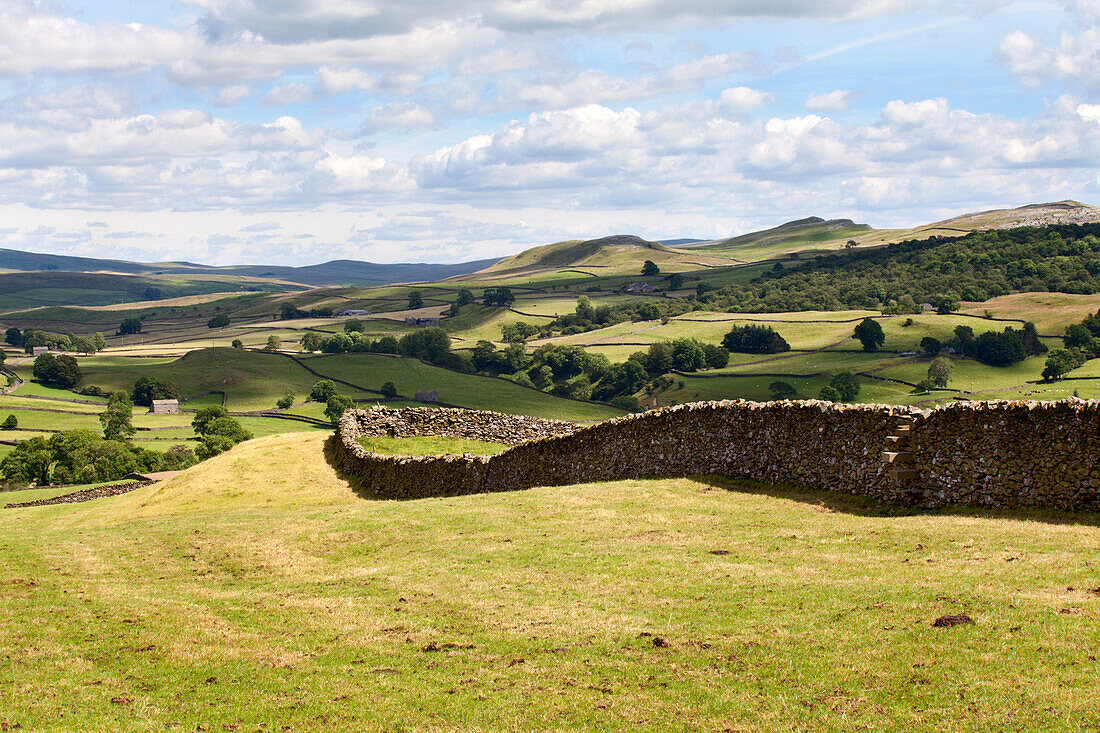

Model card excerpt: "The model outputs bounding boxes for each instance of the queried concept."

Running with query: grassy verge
[0,433,1096,730]
[356,435,508,456]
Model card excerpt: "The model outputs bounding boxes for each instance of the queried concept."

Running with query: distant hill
[484,235,673,273]
[0,248,500,287]
[704,216,872,251]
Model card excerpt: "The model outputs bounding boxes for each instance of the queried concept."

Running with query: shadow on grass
[694,474,1100,527]
[322,435,383,500]
[323,435,1100,526]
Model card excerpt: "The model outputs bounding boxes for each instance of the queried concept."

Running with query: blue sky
[0,0,1096,265]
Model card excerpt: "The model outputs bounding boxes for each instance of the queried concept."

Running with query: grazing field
[303,354,623,421]
[0,432,1096,731]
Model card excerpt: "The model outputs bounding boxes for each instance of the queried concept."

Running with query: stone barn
[414,390,439,404]
[31,346,48,356]
[151,399,180,415]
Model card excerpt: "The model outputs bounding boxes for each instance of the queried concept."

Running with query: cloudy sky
[0,0,1097,265]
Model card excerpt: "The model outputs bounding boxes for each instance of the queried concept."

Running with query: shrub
[276,391,295,409]
[610,395,641,412]
[380,382,397,400]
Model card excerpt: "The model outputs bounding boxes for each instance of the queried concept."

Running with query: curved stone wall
[334,400,1100,510]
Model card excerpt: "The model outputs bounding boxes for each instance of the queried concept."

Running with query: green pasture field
[356,435,509,456]
[76,349,376,411]
[661,372,916,406]
[0,395,101,414]
[957,292,1100,333]
[303,353,623,421]
[1,432,1096,730]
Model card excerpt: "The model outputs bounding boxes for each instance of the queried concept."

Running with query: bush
[231,339,244,349]
[2,414,16,430]
[818,385,841,402]
[380,381,397,399]
[276,390,295,409]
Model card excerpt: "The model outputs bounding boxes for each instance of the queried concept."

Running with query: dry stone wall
[334,400,1100,510]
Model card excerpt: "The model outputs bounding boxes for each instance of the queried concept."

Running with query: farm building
[150,399,180,415]
[414,390,439,403]
[31,346,49,356]
[336,309,370,317]
[623,282,659,294]
[404,316,442,326]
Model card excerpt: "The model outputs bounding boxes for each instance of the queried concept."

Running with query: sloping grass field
[0,432,1097,731]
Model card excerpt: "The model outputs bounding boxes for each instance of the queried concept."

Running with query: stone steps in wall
[893,468,919,481]
[885,435,910,448]
[881,450,912,464]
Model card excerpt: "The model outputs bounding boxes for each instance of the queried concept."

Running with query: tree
[575,295,595,322]
[5,327,21,347]
[299,332,323,352]
[231,339,244,349]
[94,332,108,351]
[207,313,230,329]
[118,317,142,335]
[1042,349,1082,381]
[830,372,861,402]
[670,339,706,372]
[325,394,355,424]
[853,318,885,352]
[927,356,953,388]
[769,381,799,400]
[667,273,685,290]
[276,390,295,409]
[641,260,660,276]
[310,380,338,402]
[398,327,451,362]
[2,414,16,430]
[132,376,180,406]
[974,329,1026,366]
[818,385,841,401]
[701,343,730,369]
[456,289,474,307]
[380,381,397,399]
[99,391,135,441]
[344,319,364,333]
[920,337,942,355]
[264,335,280,352]
[191,406,230,435]
[408,291,424,309]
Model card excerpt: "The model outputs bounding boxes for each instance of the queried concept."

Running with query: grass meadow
[0,432,1096,731]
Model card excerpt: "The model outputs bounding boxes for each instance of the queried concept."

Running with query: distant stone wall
[333,400,1100,510]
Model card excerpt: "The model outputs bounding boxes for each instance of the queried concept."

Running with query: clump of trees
[280,303,333,320]
[0,431,196,487]
[482,288,514,307]
[132,376,181,406]
[16,330,105,355]
[207,313,230,329]
[32,353,82,389]
[118,317,143,335]
[722,324,790,354]
[99,391,135,441]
